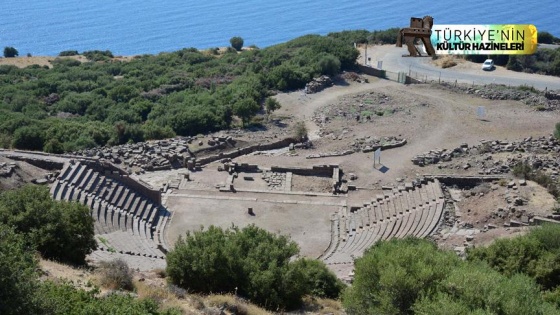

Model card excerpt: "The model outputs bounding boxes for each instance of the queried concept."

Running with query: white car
[482,59,494,71]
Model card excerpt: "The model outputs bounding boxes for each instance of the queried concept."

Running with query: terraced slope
[51,160,171,269]
[321,179,445,265]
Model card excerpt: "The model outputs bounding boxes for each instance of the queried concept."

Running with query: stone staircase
[321,179,445,265]
[51,160,170,266]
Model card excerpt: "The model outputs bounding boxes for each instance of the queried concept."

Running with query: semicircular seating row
[50,161,170,260]
[321,179,445,265]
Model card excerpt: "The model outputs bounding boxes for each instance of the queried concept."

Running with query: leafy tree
[0,225,39,315]
[343,237,461,315]
[413,262,557,315]
[0,185,97,265]
[230,36,244,51]
[538,31,557,44]
[468,223,560,290]
[264,97,281,120]
[3,46,19,58]
[507,55,524,71]
[11,125,45,150]
[233,98,260,126]
[289,258,344,299]
[318,54,341,76]
[43,138,64,154]
[166,225,341,311]
[344,236,560,315]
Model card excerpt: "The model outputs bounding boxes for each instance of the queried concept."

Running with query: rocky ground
[436,82,560,110]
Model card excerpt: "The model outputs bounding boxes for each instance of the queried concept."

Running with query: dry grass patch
[96,259,133,291]
[205,294,272,315]
[434,55,458,68]
[301,296,344,315]
[135,281,206,314]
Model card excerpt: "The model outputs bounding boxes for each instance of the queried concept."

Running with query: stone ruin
[439,82,560,110]
[0,161,17,177]
[212,162,345,194]
[261,171,287,191]
[305,75,333,94]
[70,135,237,174]
[352,136,407,153]
[411,137,560,179]
[71,138,190,172]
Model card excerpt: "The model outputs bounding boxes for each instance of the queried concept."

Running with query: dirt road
[360,45,560,90]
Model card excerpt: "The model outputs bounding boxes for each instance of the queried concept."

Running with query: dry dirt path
[264,79,560,189]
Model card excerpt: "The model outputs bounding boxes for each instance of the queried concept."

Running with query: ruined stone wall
[3,155,64,170]
[194,137,296,166]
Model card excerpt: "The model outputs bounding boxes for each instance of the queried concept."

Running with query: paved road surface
[362,45,560,91]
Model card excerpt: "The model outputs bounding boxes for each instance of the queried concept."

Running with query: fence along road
[360,45,560,91]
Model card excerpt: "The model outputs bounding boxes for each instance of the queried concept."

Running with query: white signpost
[477,106,486,119]
[373,148,381,168]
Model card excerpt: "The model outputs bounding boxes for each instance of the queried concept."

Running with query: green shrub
[97,259,134,291]
[0,32,364,152]
[318,54,341,76]
[37,280,181,315]
[3,46,18,58]
[11,125,45,151]
[413,262,555,315]
[289,258,344,299]
[0,224,40,315]
[343,237,460,315]
[230,36,244,51]
[343,237,560,315]
[0,185,97,265]
[294,121,308,140]
[468,224,560,290]
[166,225,341,311]
[83,50,114,61]
[538,31,558,44]
[59,50,79,56]
[512,161,532,179]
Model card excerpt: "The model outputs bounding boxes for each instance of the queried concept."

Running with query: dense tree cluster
[538,31,560,44]
[503,48,560,76]
[0,34,359,152]
[0,185,96,264]
[0,186,178,314]
[343,228,560,315]
[166,225,344,311]
[468,223,560,294]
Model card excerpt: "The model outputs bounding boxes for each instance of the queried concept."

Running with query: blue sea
[0,0,558,56]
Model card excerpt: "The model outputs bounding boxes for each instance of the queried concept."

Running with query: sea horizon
[1,0,558,56]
